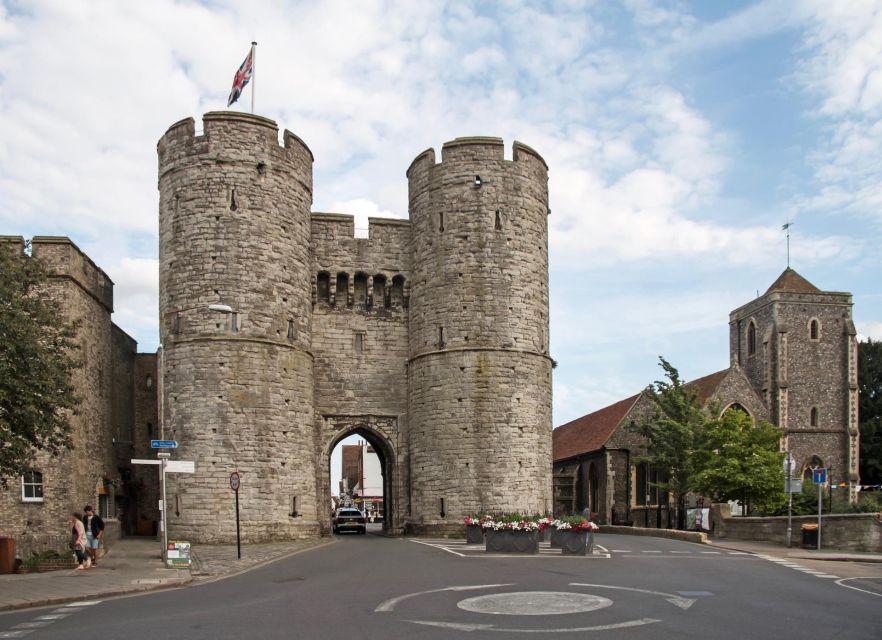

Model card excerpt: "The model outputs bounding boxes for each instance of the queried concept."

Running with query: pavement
[0,533,877,613]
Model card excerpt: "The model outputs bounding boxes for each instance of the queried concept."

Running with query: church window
[335,273,349,305]
[809,319,820,340]
[747,321,756,356]
[354,273,368,306]
[373,274,388,308]
[391,275,405,307]
[802,455,823,481]
[810,407,818,427]
[316,272,330,303]
[22,471,43,503]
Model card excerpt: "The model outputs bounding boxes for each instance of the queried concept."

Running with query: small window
[317,272,331,303]
[231,312,238,332]
[439,212,444,232]
[146,375,153,389]
[438,326,445,348]
[287,319,295,340]
[354,273,368,306]
[174,313,182,334]
[495,209,502,230]
[747,321,756,356]
[355,332,364,354]
[22,471,44,502]
[809,319,819,340]
[810,407,818,427]
[391,275,405,307]
[335,273,349,305]
[373,275,388,308]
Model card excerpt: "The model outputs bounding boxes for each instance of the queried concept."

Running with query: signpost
[151,440,178,449]
[784,454,794,548]
[812,467,827,550]
[230,472,241,559]
[131,455,195,563]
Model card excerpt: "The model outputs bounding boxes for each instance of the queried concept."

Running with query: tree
[692,408,784,510]
[632,357,705,529]
[0,242,80,486]
[858,338,882,485]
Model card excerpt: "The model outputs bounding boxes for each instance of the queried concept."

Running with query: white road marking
[34,615,68,621]
[641,550,662,553]
[375,583,514,612]
[65,601,101,606]
[700,551,721,554]
[406,617,662,633]
[0,631,31,638]
[569,583,697,610]
[835,577,882,597]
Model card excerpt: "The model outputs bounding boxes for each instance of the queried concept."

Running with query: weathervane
[782,222,793,268]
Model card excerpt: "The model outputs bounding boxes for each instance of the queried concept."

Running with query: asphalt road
[1,533,879,639]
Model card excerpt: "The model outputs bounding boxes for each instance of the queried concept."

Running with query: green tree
[858,338,882,485]
[633,357,705,529]
[0,242,80,486]
[692,408,785,510]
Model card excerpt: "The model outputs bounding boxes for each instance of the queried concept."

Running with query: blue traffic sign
[151,440,178,449]
[812,467,827,484]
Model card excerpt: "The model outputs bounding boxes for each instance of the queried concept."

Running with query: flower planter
[558,530,589,555]
[465,524,484,544]
[549,527,563,548]
[484,529,539,554]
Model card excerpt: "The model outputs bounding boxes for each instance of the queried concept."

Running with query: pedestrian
[82,505,105,567]
[69,512,90,571]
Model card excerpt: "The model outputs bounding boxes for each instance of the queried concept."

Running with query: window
[635,463,647,505]
[810,407,818,427]
[287,319,295,340]
[373,274,388,308]
[335,273,349,305]
[391,275,405,307]
[317,272,330,303]
[809,319,819,340]
[354,273,368,306]
[22,471,44,502]
[747,321,756,356]
[354,332,364,354]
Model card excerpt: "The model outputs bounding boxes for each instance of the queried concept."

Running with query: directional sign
[166,460,195,474]
[151,440,178,449]
[812,467,827,485]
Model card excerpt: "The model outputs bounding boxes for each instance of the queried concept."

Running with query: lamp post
[158,302,237,563]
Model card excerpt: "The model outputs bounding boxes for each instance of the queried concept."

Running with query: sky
[2,0,881,476]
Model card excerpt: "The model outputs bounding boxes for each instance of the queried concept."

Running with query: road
[1,533,879,639]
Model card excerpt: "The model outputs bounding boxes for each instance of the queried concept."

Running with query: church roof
[553,393,641,461]
[765,268,820,295]
[552,368,731,462]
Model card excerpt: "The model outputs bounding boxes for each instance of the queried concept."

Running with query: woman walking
[69,512,91,571]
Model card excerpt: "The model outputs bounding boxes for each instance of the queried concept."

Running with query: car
[332,508,366,534]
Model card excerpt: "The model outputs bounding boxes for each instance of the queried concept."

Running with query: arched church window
[747,321,756,356]
[809,318,820,340]
[810,406,818,427]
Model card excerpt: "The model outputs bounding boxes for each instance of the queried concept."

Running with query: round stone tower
[406,137,553,533]
[158,112,318,542]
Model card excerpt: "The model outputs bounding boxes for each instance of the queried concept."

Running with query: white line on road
[406,617,662,633]
[375,584,514,612]
[835,577,882,597]
[569,583,697,610]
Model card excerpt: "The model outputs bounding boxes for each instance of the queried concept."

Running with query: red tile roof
[765,268,820,295]
[684,368,728,403]
[553,393,641,461]
[553,369,731,462]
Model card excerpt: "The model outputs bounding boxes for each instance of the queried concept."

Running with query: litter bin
[801,523,819,549]
[0,536,15,574]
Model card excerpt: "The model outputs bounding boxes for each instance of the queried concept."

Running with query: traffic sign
[812,467,827,485]
[151,440,178,449]
[230,472,241,491]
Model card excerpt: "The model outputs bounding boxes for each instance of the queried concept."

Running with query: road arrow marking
[406,618,661,633]
[569,583,697,610]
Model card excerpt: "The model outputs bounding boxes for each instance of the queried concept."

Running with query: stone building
[0,236,156,546]
[552,268,859,525]
[158,112,553,542]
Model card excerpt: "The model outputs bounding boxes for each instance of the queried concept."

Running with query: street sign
[151,440,178,449]
[166,460,195,473]
[812,468,827,485]
[230,472,241,491]
[786,479,802,494]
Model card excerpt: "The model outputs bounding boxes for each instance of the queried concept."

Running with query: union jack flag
[227,47,254,107]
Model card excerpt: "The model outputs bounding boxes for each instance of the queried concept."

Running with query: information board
[166,540,191,569]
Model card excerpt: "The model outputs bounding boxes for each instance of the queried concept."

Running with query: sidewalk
[0,536,329,612]
[706,537,882,563]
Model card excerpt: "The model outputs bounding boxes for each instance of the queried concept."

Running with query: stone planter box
[558,530,595,555]
[466,525,484,544]
[549,527,563,548]
[485,530,539,554]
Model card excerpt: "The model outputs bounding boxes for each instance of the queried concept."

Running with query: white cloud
[857,321,882,341]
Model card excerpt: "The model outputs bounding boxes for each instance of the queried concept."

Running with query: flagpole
[251,41,257,115]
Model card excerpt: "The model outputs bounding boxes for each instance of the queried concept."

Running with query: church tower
[729,268,859,501]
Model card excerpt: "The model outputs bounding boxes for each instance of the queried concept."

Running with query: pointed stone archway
[320,415,405,535]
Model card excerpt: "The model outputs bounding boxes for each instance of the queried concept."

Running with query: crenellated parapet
[31,236,114,312]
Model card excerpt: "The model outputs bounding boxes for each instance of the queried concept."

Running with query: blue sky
[1,0,880,439]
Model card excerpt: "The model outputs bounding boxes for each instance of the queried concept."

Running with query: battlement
[0,235,26,253]
[158,111,313,179]
[30,236,114,312]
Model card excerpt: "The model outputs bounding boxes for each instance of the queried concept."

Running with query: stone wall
[710,505,882,552]
[131,353,159,534]
[0,237,131,544]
